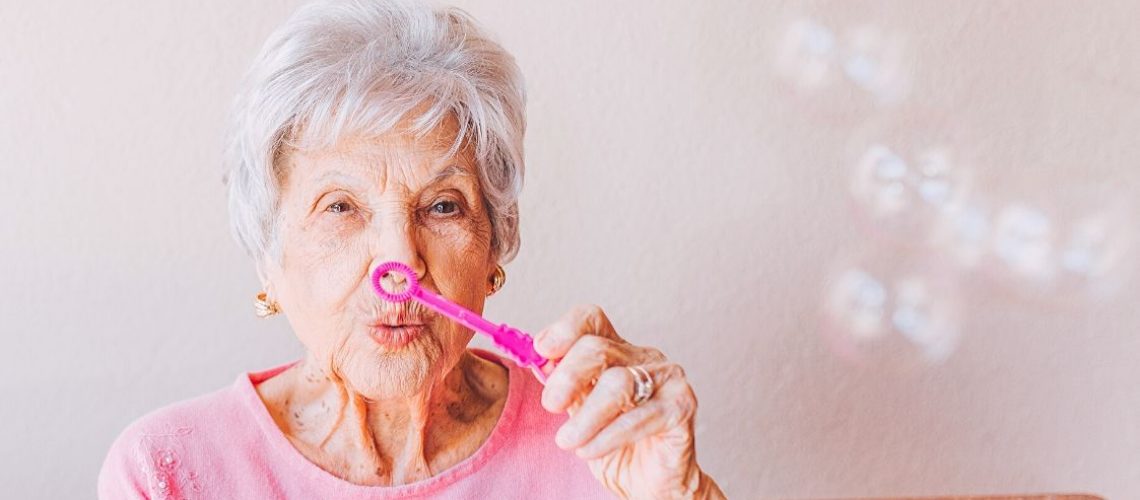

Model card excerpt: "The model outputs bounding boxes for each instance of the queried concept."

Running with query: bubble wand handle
[371,261,548,382]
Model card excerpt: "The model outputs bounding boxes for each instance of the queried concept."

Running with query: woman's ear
[255,255,279,296]
[487,252,500,275]
[487,260,499,286]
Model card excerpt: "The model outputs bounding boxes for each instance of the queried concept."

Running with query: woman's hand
[534,305,725,500]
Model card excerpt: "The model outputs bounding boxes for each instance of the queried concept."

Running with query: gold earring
[487,265,506,296]
[254,291,280,318]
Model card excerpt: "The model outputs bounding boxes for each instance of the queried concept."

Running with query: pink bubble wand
[371,261,549,383]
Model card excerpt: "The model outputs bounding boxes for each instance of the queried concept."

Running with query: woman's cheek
[283,219,369,307]
[423,206,492,252]
[310,230,370,296]
[422,215,493,305]
[285,232,368,360]
[316,216,364,255]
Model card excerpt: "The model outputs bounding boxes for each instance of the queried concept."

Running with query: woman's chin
[339,332,444,398]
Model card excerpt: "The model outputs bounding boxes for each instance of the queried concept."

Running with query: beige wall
[2,1,1138,498]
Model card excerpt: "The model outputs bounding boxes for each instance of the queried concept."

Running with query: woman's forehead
[285,131,477,190]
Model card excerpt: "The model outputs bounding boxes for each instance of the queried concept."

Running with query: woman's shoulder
[114,382,245,436]
[97,366,284,499]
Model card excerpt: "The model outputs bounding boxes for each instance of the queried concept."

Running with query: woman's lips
[368,324,427,349]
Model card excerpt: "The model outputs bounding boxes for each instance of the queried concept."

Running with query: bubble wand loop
[371,261,549,383]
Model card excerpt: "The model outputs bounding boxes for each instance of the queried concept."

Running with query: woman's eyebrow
[309,165,474,194]
[423,164,476,189]
[312,171,367,189]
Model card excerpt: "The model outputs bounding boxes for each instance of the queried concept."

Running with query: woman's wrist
[670,467,724,500]
[693,471,726,500]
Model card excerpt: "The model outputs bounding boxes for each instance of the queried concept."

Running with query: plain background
[2,1,1139,498]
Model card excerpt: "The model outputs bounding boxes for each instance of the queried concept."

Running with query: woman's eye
[326,201,354,214]
[430,200,460,216]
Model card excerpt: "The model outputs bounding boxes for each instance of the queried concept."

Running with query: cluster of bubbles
[849,142,971,243]
[849,136,1135,304]
[829,131,1135,368]
[773,17,911,107]
[821,252,960,371]
[775,17,1138,370]
[967,196,1133,303]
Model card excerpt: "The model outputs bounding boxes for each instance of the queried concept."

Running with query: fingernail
[534,332,550,353]
[541,389,559,412]
[555,425,576,448]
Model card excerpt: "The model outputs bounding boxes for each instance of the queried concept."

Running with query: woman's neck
[257,350,509,486]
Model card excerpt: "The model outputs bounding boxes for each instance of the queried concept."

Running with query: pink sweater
[98,349,614,499]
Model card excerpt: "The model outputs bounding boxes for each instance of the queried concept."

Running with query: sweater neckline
[236,348,525,498]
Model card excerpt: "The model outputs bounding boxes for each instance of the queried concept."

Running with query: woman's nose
[367,212,426,287]
[375,266,414,295]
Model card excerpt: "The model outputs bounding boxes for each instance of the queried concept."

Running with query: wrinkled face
[263,121,495,400]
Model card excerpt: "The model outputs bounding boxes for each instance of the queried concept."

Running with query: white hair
[223,0,526,267]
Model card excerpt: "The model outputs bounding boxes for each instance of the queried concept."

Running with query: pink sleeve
[97,426,150,500]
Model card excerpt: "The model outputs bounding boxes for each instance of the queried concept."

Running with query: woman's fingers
[573,364,697,460]
[575,400,668,460]
[536,304,672,412]
[533,304,621,360]
[554,366,634,450]
[531,304,707,496]
[541,335,631,412]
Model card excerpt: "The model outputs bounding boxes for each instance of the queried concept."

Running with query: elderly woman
[98,1,724,498]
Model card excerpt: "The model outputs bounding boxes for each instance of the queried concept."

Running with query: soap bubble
[930,198,995,269]
[773,17,839,92]
[821,251,961,371]
[979,193,1134,304]
[841,24,911,104]
[849,139,973,248]
[772,16,912,114]
[991,204,1055,281]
